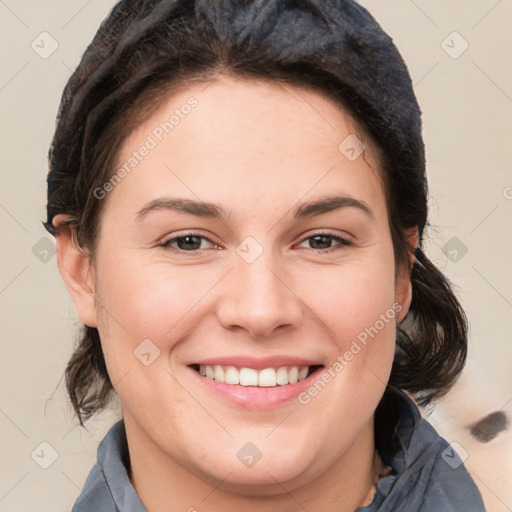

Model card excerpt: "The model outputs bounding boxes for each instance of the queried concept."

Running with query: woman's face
[67,77,413,491]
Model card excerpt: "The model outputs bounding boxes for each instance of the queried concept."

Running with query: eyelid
[160,229,354,253]
[299,229,354,243]
[160,230,220,248]
[294,230,354,251]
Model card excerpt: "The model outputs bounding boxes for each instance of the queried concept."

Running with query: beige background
[0,0,511,510]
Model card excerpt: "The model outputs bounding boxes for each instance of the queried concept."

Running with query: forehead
[102,76,385,222]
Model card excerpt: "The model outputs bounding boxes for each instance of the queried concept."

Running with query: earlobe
[52,214,98,328]
[395,226,419,324]
[406,226,419,268]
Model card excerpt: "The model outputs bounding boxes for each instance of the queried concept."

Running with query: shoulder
[364,389,487,512]
[71,461,117,512]
[71,420,146,512]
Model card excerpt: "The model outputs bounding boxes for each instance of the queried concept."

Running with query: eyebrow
[134,195,374,223]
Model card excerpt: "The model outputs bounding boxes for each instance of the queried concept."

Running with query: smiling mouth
[189,364,324,387]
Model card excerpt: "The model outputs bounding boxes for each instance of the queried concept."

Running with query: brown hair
[44,0,467,426]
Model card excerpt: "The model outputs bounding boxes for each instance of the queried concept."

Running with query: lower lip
[188,366,323,410]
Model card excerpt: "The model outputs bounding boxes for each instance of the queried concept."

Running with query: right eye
[159,233,222,253]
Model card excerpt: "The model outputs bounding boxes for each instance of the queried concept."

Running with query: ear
[52,214,98,328]
[394,226,418,324]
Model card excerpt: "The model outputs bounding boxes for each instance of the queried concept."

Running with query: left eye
[160,234,218,252]
[297,233,353,251]
[160,232,352,253]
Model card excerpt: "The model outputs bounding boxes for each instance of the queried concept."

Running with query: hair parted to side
[44,0,468,426]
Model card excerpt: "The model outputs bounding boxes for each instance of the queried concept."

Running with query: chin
[195,444,319,492]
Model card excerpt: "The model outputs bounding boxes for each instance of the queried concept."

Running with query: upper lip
[189,356,323,369]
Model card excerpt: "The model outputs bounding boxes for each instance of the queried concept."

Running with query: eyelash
[159,231,353,254]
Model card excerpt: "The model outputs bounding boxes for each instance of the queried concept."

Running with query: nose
[216,247,303,339]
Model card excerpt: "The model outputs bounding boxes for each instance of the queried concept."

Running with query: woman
[44,0,487,510]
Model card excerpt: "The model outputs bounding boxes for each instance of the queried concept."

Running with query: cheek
[93,260,206,427]
[93,256,247,422]
[94,234,398,389]
[95,239,398,353]
[90,238,399,479]
[313,250,398,344]
[305,247,399,400]
[96,256,207,338]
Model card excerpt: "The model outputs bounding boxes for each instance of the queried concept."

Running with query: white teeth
[276,367,289,385]
[288,366,299,384]
[258,368,277,387]
[239,368,258,386]
[214,365,225,383]
[298,367,309,381]
[225,366,240,385]
[205,365,215,379]
[197,364,314,387]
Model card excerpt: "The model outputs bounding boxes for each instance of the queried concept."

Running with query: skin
[54,76,417,512]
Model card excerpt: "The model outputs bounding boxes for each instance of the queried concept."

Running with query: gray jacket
[71,390,486,511]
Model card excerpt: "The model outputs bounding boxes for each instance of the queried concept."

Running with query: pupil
[178,236,201,250]
[311,235,331,250]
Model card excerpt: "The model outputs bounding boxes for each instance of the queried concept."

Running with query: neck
[124,412,382,512]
